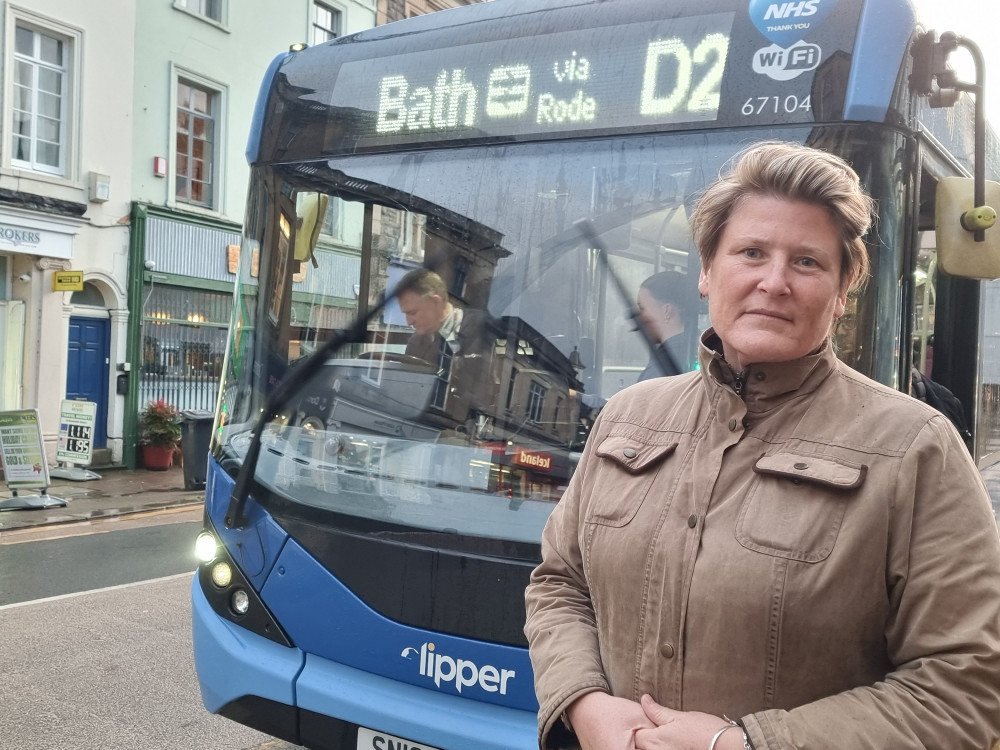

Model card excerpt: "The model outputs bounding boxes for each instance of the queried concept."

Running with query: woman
[524,142,1000,750]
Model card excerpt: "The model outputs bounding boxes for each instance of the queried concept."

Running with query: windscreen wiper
[224,277,418,529]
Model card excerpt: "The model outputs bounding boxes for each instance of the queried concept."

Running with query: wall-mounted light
[153,156,167,177]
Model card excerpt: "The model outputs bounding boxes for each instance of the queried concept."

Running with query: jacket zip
[733,369,747,397]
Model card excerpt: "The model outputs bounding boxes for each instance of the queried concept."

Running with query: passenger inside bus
[574,270,695,418]
[634,270,691,381]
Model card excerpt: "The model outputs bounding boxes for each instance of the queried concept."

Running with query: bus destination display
[335,13,735,147]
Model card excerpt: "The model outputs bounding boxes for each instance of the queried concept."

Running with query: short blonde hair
[398,267,448,299]
[690,141,874,292]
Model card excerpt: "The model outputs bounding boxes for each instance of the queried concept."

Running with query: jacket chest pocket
[585,434,677,527]
[736,452,867,562]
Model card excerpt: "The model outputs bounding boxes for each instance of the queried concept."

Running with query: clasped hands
[566,692,742,750]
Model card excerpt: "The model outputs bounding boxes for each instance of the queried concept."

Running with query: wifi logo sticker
[752,40,822,81]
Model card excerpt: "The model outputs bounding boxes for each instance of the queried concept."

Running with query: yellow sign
[52,271,84,291]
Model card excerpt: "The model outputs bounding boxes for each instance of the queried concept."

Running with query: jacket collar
[438,305,464,345]
[699,328,838,413]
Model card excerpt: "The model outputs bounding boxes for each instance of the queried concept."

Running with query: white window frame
[172,0,229,29]
[311,1,343,46]
[169,65,227,214]
[3,8,81,180]
[526,380,547,423]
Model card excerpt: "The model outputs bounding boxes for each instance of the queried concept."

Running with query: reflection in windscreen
[219,130,825,541]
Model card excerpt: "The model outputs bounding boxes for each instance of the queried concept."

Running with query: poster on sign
[51,399,102,481]
[0,409,49,488]
[0,409,65,509]
[57,399,97,465]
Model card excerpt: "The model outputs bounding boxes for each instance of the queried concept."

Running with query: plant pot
[142,444,175,471]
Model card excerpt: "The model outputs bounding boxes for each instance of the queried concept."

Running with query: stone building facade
[379,0,483,25]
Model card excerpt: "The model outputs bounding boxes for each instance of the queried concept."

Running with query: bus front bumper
[191,575,304,713]
[192,576,538,750]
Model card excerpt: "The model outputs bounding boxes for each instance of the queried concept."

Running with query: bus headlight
[195,524,291,646]
[195,531,218,563]
[211,561,233,588]
[231,588,250,615]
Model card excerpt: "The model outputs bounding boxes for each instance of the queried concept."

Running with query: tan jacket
[524,331,1000,749]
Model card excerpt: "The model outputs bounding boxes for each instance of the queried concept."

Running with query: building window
[312,2,341,45]
[175,0,223,23]
[12,25,66,175]
[398,211,426,261]
[320,197,342,240]
[526,380,547,423]
[70,282,105,307]
[141,284,231,411]
[176,79,216,208]
[506,369,517,410]
[451,257,470,298]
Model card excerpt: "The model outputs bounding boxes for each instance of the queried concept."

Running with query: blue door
[66,316,110,447]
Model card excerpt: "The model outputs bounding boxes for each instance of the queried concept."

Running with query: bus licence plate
[357,726,442,750]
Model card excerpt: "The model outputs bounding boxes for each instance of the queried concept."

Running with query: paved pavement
[0,463,204,531]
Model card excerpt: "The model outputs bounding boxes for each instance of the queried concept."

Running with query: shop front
[0,200,86,461]
[125,204,241,468]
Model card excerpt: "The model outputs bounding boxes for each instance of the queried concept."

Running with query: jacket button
[659,642,675,659]
[687,514,698,528]
[755,371,766,381]
[794,462,808,470]
[728,418,738,431]
[623,448,637,459]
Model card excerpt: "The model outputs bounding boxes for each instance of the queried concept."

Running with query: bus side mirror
[935,176,1000,279]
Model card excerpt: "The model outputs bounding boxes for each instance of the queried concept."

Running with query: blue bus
[191,1,1000,748]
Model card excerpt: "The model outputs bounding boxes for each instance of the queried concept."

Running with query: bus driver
[395,268,494,430]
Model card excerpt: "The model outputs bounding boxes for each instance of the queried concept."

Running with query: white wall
[131,0,377,224]
[0,0,135,462]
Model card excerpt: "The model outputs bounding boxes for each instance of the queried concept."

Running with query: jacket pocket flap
[753,453,867,489]
[596,435,676,473]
